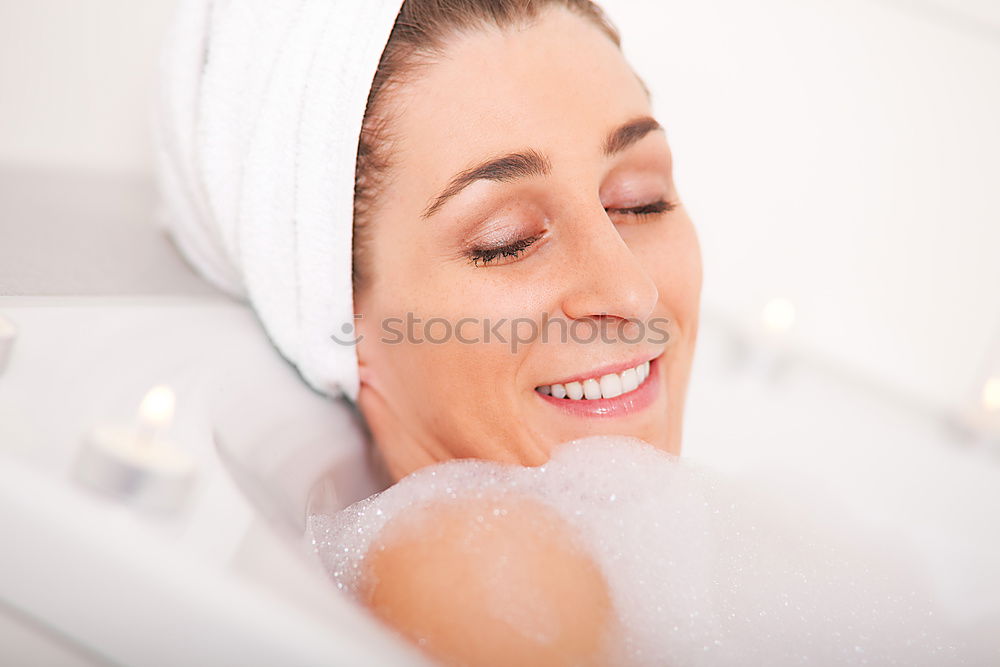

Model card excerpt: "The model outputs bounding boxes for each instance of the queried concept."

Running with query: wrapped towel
[154,0,406,403]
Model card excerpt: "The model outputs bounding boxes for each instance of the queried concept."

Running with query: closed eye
[468,234,542,267]
[468,199,678,267]
[606,199,678,218]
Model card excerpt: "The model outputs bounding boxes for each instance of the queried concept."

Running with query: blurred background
[0,0,997,664]
[1,0,997,417]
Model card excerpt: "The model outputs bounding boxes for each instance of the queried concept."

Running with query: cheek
[641,215,703,317]
[361,225,539,389]
[360,293,529,419]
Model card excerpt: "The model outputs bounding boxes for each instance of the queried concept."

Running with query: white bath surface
[308,435,979,665]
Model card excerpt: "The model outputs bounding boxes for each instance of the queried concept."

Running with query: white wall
[0,0,175,173]
[606,0,1000,414]
[1,0,997,415]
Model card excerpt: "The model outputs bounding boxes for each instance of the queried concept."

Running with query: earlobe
[355,332,384,393]
[357,361,379,390]
[354,311,378,390]
[355,368,414,484]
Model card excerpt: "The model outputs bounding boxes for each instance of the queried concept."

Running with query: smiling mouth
[535,356,656,401]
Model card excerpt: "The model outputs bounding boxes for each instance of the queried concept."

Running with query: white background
[1,0,997,414]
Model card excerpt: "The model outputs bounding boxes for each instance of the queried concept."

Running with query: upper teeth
[537,360,651,400]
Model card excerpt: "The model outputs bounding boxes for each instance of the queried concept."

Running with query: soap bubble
[308,435,978,665]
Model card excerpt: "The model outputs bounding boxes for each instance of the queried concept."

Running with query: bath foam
[308,436,968,666]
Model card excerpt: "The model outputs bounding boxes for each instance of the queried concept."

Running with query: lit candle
[983,377,1000,415]
[73,385,197,513]
[951,375,1000,450]
[754,297,797,380]
[975,376,1000,444]
[760,297,796,338]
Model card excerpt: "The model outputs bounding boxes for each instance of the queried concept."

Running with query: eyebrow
[420,115,664,220]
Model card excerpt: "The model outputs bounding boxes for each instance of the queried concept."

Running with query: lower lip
[535,357,662,418]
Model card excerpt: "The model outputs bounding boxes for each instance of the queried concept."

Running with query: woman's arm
[357,495,614,667]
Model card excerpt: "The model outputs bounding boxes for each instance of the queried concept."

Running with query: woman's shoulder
[356,494,615,666]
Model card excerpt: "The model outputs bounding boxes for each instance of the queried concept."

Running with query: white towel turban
[154,0,406,403]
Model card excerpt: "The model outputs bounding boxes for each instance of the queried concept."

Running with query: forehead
[388,7,653,198]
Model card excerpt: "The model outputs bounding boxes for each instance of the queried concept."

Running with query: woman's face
[355,6,702,481]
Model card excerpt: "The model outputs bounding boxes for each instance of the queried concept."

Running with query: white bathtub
[2,168,997,664]
[0,167,429,666]
[0,296,440,665]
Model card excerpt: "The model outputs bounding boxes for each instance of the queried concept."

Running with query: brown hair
[352,0,622,295]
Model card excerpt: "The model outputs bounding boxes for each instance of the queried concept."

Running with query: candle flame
[983,377,1000,413]
[761,297,796,334]
[138,385,176,429]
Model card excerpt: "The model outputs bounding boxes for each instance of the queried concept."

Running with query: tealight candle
[970,376,1000,443]
[753,297,797,381]
[760,297,797,337]
[948,375,1000,452]
[73,385,197,513]
[983,377,1000,415]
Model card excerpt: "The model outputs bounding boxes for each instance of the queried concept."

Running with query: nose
[559,203,660,327]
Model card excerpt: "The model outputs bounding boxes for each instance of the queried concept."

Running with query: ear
[357,358,379,390]
[354,359,407,484]
[354,314,382,392]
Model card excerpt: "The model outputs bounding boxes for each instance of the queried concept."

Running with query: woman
[158,0,701,663]
[353,2,703,661]
[352,0,702,485]
[348,5,701,661]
